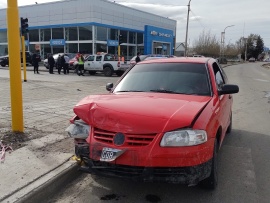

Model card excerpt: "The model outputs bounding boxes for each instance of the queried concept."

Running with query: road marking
[253,78,269,82]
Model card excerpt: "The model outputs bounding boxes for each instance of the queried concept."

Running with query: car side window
[87,56,94,61]
[96,56,102,61]
[212,62,225,89]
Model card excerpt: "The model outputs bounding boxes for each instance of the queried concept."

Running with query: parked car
[129,54,174,68]
[83,53,129,76]
[44,53,76,69]
[66,57,239,189]
[249,57,255,62]
[0,51,33,67]
[216,57,227,64]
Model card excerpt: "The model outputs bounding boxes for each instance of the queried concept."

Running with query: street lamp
[184,0,191,57]
[220,25,235,59]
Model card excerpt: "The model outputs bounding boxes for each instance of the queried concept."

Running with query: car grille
[93,128,157,146]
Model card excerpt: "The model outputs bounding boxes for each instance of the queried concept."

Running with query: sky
[0,0,269,48]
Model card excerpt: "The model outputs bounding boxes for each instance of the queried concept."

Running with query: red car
[66,57,239,189]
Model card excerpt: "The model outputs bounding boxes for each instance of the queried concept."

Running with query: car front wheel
[200,139,218,189]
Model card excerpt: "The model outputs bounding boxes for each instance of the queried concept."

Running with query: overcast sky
[0,0,269,48]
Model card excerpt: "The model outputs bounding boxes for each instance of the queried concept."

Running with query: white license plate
[100,147,124,162]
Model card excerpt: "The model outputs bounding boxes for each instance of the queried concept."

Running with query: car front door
[94,56,103,70]
[85,55,95,70]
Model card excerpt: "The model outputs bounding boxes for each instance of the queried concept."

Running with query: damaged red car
[66,57,239,189]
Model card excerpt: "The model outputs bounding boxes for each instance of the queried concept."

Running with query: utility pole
[220,25,234,60]
[184,0,191,57]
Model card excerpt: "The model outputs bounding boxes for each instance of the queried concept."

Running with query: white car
[44,53,76,69]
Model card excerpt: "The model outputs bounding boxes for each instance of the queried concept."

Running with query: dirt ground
[262,63,270,69]
[0,126,49,150]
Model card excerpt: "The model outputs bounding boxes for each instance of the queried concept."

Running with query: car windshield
[114,63,211,96]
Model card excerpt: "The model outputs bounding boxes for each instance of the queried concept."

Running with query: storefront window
[79,43,92,54]
[40,29,51,41]
[119,30,127,44]
[129,32,136,44]
[79,26,92,40]
[108,28,118,40]
[0,31,7,43]
[96,26,107,41]
[128,46,136,60]
[66,27,78,41]
[96,43,107,53]
[0,45,8,56]
[41,44,51,59]
[108,46,117,55]
[137,33,143,44]
[52,28,64,39]
[68,43,78,53]
[29,29,39,42]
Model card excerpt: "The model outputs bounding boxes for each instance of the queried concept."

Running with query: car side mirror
[218,84,239,95]
[106,83,113,91]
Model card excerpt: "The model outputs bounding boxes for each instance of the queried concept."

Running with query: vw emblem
[113,132,125,146]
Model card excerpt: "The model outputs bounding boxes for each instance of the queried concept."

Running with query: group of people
[47,53,70,74]
[46,52,85,76]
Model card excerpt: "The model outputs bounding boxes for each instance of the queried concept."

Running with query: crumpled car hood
[74,93,211,134]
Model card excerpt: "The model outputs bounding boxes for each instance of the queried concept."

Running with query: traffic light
[20,17,29,35]
[118,34,124,45]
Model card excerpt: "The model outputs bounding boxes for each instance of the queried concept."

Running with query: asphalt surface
[47,62,270,203]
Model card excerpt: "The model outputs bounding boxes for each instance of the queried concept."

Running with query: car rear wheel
[200,139,218,189]
[116,71,124,76]
[104,66,113,77]
[1,64,6,67]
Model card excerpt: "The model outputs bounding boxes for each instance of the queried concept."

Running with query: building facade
[0,0,177,60]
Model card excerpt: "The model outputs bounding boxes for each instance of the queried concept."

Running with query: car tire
[104,66,113,77]
[1,64,6,67]
[200,139,218,190]
[226,113,232,134]
[89,71,96,75]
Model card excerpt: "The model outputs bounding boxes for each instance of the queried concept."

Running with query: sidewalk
[0,69,118,203]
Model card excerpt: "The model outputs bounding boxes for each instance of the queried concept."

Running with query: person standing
[57,54,62,74]
[32,52,40,74]
[76,52,85,76]
[63,54,70,74]
[48,54,55,74]
[135,52,141,63]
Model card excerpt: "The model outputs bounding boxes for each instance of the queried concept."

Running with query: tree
[193,30,220,57]
[240,34,264,60]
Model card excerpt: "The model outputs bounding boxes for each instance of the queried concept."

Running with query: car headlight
[160,129,207,147]
[65,119,90,139]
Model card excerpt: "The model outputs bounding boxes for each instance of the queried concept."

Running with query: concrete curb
[3,160,81,203]
[17,162,80,203]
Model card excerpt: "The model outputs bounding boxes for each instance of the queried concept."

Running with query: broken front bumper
[78,157,212,186]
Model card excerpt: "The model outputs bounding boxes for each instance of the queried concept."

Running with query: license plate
[100,147,124,162]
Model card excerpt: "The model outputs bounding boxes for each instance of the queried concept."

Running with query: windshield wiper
[116,90,145,92]
[150,89,178,94]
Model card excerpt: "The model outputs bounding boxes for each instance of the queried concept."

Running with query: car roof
[138,57,212,64]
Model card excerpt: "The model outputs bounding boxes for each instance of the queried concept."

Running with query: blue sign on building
[107,40,119,47]
[144,25,174,55]
[50,39,65,46]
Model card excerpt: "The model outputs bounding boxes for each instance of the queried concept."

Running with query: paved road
[46,62,270,203]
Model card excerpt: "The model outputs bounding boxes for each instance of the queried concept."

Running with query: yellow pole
[118,45,120,57]
[21,36,27,82]
[7,0,24,132]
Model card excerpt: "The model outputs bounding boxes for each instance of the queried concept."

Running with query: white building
[0,0,177,60]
